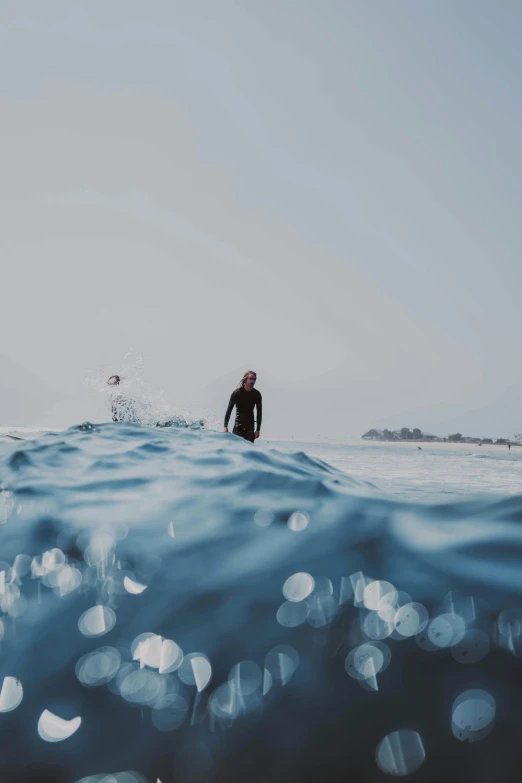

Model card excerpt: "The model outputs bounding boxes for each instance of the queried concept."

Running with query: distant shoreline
[362,438,520,446]
[361,429,519,447]
[266,438,520,451]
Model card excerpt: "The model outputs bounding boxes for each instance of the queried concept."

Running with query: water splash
[85,353,219,429]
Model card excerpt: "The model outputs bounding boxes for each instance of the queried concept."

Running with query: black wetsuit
[224,387,262,443]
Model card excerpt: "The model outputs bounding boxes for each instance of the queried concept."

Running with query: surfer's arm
[224,391,237,430]
[255,393,262,433]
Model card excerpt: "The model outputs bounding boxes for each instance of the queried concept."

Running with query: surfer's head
[107,375,121,386]
[238,371,257,391]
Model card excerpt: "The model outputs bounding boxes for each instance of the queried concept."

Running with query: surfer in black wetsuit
[223,371,262,443]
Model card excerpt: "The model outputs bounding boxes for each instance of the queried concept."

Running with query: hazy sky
[2,0,522,439]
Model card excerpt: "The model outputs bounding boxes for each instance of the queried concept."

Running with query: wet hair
[237,370,257,389]
[107,375,121,386]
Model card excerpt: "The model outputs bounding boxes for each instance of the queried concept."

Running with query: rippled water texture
[2,424,522,782]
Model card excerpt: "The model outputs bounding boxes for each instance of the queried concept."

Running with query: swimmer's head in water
[238,370,257,391]
[107,375,121,386]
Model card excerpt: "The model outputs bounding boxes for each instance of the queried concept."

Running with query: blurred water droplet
[345,643,386,680]
[78,605,116,638]
[209,682,240,721]
[394,602,429,638]
[307,594,339,628]
[178,653,212,691]
[262,668,273,696]
[277,600,310,628]
[427,613,466,648]
[265,645,299,685]
[451,630,490,664]
[159,639,184,673]
[76,647,121,687]
[136,634,163,669]
[120,668,163,706]
[339,576,354,605]
[0,676,23,712]
[363,580,396,611]
[123,576,147,594]
[38,709,81,742]
[254,509,274,527]
[376,730,425,775]
[363,611,394,640]
[282,572,314,602]
[12,554,31,579]
[228,661,263,695]
[287,512,309,532]
[349,572,372,608]
[452,689,496,742]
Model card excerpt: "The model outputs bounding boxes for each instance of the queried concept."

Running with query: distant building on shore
[361,429,385,440]
[362,428,518,445]
[361,428,440,442]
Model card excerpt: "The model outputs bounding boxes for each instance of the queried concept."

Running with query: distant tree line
[370,428,516,444]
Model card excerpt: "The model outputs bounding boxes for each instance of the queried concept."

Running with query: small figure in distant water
[418,446,422,450]
[509,444,511,450]
[107,375,140,423]
[223,370,262,443]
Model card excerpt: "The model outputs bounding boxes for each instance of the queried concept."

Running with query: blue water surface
[1,423,522,782]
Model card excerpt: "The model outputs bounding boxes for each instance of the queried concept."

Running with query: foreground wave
[1,424,522,782]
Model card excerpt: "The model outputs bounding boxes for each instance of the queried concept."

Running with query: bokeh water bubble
[123,576,147,594]
[178,653,212,691]
[134,634,163,669]
[375,730,426,775]
[282,572,315,602]
[209,682,241,722]
[363,580,396,611]
[363,611,394,640]
[394,602,429,638]
[265,645,299,684]
[159,639,184,673]
[11,553,31,579]
[76,647,121,687]
[277,600,310,627]
[497,608,522,653]
[287,511,309,532]
[78,605,116,638]
[451,630,490,664]
[0,676,23,712]
[38,709,81,742]
[427,613,466,648]
[452,689,496,742]
[54,564,83,597]
[350,572,372,608]
[345,643,388,681]
[120,667,164,706]
[254,508,274,527]
[228,661,263,696]
[307,594,339,628]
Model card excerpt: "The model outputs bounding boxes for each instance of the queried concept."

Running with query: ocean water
[266,439,522,502]
[1,424,522,782]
